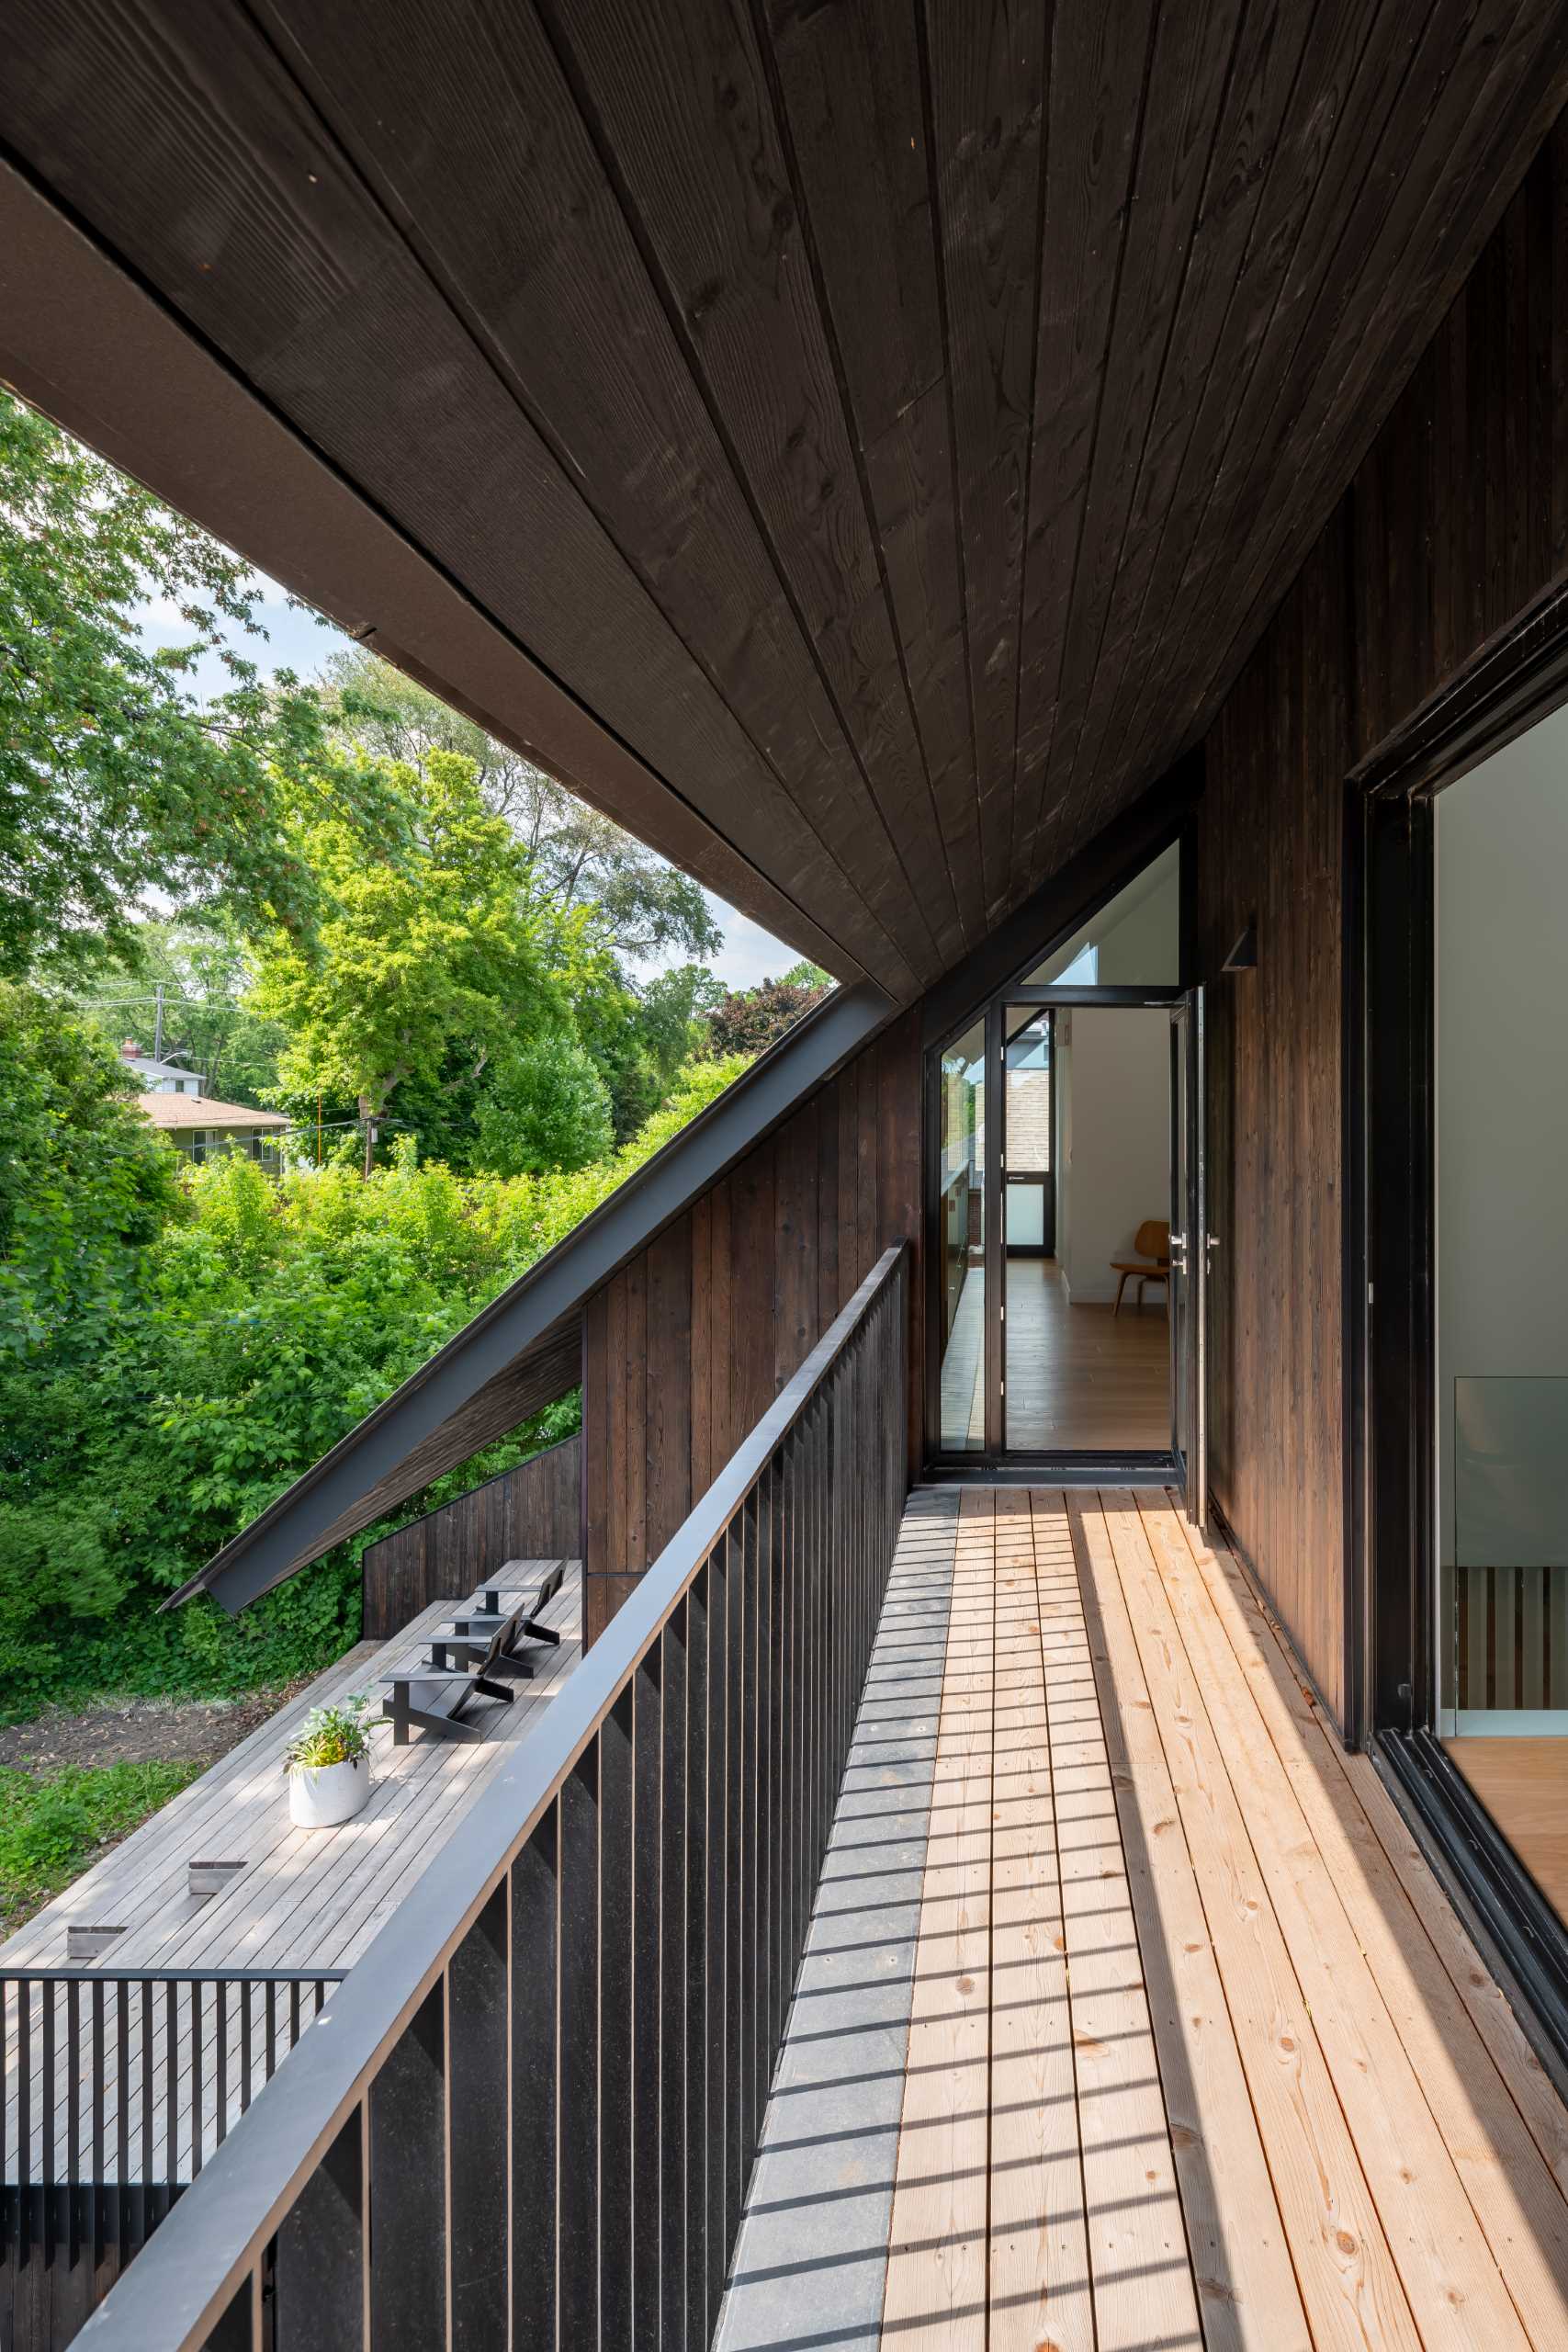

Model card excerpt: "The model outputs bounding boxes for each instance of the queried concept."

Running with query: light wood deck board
[735,1490,1568,2349]
[5,1565,580,2182]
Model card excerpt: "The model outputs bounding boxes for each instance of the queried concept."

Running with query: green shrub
[0,1758,203,1933]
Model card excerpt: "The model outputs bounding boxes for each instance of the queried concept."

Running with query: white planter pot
[288,1753,371,1828]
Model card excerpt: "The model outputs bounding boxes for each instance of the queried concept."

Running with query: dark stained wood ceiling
[4,0,1567,1001]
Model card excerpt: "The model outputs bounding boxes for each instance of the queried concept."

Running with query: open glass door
[1169,989,1207,1524]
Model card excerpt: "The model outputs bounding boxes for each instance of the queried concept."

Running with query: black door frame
[1348,572,1568,2069]
[922,824,1195,1480]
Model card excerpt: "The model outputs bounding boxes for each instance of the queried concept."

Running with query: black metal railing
[3,1968,342,2293]
[76,1242,909,2351]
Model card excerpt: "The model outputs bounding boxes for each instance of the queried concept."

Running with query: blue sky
[135,574,799,991]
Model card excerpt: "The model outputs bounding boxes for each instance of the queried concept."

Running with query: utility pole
[152,979,165,1062]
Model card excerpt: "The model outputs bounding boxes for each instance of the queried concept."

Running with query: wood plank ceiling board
[252,0,945,988]
[1054,0,1390,879]
[922,0,1047,929]
[762,0,987,949]
[533,0,963,975]
[1045,0,1317,862]
[1011,0,1159,881]
[4,0,1568,990]
[1111,0,1568,811]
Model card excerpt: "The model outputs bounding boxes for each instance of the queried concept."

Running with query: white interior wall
[1095,854,1180,980]
[1055,1008,1169,1303]
[1438,714,1568,1577]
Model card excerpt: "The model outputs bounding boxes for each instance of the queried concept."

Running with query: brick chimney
[121,1039,141,1060]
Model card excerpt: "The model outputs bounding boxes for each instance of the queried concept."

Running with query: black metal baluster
[767,1458,788,2088]
[367,1979,446,2350]
[216,1982,230,2151]
[92,1981,106,2267]
[511,1804,559,2351]
[67,1976,81,2263]
[240,1982,253,2118]
[139,1982,152,2237]
[17,1982,31,2265]
[631,1640,662,2346]
[749,1477,771,2149]
[42,1978,57,2265]
[271,2109,366,2348]
[684,1564,709,2346]
[705,1536,729,2329]
[191,1980,205,2178]
[660,1603,688,2352]
[265,1983,276,2084]
[558,1740,600,2347]
[449,1886,508,2351]
[600,1684,634,2349]
[725,1518,745,2249]
[114,1984,128,2257]
[165,1983,178,2189]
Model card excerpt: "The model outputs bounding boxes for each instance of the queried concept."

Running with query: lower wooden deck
[719,1489,1568,2351]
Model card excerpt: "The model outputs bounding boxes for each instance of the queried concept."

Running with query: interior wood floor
[942,1257,1170,1452]
[1447,1737,1568,1928]
[722,1489,1568,2350]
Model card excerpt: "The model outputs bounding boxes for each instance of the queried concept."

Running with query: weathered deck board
[719,1494,1568,2349]
[4,1565,580,2183]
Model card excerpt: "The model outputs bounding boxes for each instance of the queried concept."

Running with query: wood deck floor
[719,1490,1568,2351]
[3,1565,581,2183]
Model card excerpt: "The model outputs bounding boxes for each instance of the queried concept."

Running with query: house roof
[3,6,1562,1002]
[137,1094,290,1132]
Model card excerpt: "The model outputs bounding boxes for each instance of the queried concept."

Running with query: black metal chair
[380,1607,524,1746]
[450,1561,566,1665]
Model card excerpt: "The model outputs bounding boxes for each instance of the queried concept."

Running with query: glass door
[1169,989,1207,1523]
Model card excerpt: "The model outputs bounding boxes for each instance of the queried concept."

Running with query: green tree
[473,1032,614,1176]
[0,981,183,1356]
[705,967,832,1057]
[253,749,558,1171]
[0,391,379,978]
[321,648,722,964]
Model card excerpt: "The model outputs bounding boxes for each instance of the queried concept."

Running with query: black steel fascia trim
[174,982,896,1614]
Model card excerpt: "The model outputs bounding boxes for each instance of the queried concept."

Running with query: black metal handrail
[78,1242,909,2349]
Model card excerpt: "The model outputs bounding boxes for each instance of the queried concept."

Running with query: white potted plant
[285,1695,375,1828]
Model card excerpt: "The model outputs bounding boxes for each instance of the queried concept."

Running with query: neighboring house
[117,1036,289,1166]
[117,1036,204,1094]
[133,1089,290,1168]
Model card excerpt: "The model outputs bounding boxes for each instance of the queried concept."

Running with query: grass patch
[0,1758,203,1939]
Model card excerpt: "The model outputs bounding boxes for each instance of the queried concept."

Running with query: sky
[135,575,800,992]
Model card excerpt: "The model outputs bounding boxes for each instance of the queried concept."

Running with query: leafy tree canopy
[252,747,563,1163]
[705,964,832,1057]
[0,980,182,1358]
[0,390,388,978]
[321,647,722,964]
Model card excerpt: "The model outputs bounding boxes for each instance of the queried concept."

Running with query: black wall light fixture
[1222,922,1258,973]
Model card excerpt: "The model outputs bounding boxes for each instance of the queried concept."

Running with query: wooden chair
[1111,1220,1170,1315]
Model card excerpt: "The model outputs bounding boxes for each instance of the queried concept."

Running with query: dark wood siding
[1199,117,1568,1727]
[361,1434,581,1639]
[582,1013,921,1642]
